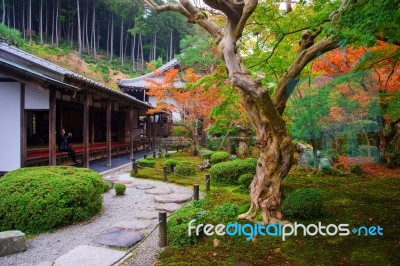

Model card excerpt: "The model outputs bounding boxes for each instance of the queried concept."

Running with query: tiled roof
[118,58,184,89]
[0,43,152,108]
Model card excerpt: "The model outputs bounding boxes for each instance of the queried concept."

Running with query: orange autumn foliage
[313,41,400,93]
[145,66,221,136]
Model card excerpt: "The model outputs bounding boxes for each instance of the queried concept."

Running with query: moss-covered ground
[132,151,400,266]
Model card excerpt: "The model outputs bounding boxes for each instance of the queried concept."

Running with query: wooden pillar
[20,84,26,167]
[90,109,95,145]
[83,92,90,167]
[49,88,57,165]
[147,114,151,150]
[153,115,157,150]
[129,106,134,159]
[106,98,112,166]
[59,103,63,129]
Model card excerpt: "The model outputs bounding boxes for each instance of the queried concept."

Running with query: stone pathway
[0,173,192,266]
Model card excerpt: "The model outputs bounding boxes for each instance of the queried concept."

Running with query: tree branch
[273,36,339,114]
[143,0,223,42]
[203,0,244,23]
[235,0,258,40]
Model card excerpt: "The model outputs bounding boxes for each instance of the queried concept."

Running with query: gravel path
[0,174,191,266]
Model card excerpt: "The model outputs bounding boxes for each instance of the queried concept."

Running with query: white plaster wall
[0,82,21,171]
[25,84,49,109]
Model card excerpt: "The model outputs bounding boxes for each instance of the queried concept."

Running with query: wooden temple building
[118,58,183,138]
[0,42,156,174]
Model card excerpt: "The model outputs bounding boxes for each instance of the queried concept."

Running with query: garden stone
[54,245,125,266]
[93,228,143,247]
[154,194,192,204]
[135,184,156,190]
[0,230,26,257]
[131,210,158,220]
[145,187,173,195]
[155,203,181,212]
[295,142,313,153]
[37,261,53,266]
[318,157,332,169]
[111,220,151,230]
[199,159,211,169]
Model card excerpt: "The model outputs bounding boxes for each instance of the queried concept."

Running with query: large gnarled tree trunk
[143,0,339,223]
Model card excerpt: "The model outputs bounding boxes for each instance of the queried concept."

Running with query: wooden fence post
[205,174,210,192]
[194,184,199,200]
[159,211,167,247]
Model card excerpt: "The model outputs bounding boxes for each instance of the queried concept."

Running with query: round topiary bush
[114,183,126,196]
[210,159,256,184]
[350,164,363,175]
[0,166,107,233]
[201,151,214,160]
[282,188,323,219]
[167,201,208,247]
[138,158,156,168]
[210,151,230,165]
[163,159,178,171]
[175,161,197,176]
[238,173,254,189]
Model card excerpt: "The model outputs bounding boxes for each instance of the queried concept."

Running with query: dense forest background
[0,0,192,72]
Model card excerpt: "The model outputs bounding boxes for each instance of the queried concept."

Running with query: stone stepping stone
[135,184,156,190]
[154,194,192,204]
[93,228,143,247]
[111,220,151,230]
[145,187,173,195]
[37,261,53,266]
[131,210,158,220]
[54,245,125,266]
[155,203,181,213]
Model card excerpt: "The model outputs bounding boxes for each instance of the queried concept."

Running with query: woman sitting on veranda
[57,128,79,164]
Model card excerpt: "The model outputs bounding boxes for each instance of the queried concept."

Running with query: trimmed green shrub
[167,201,208,247]
[321,167,341,176]
[210,159,256,184]
[114,183,126,196]
[0,166,107,233]
[201,151,214,159]
[175,161,197,176]
[244,157,258,168]
[138,158,156,168]
[163,159,178,170]
[238,173,254,189]
[350,164,363,175]
[282,188,323,219]
[210,151,230,165]
[213,204,238,224]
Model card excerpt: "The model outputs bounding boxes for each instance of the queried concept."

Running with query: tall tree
[142,0,400,223]
[39,0,43,44]
[2,0,5,24]
[77,0,82,57]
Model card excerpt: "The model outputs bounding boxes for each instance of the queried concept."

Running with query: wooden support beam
[106,98,112,166]
[83,91,90,167]
[153,115,157,150]
[20,83,26,167]
[59,103,63,129]
[49,88,57,165]
[147,114,151,150]
[130,106,134,159]
[90,109,95,145]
